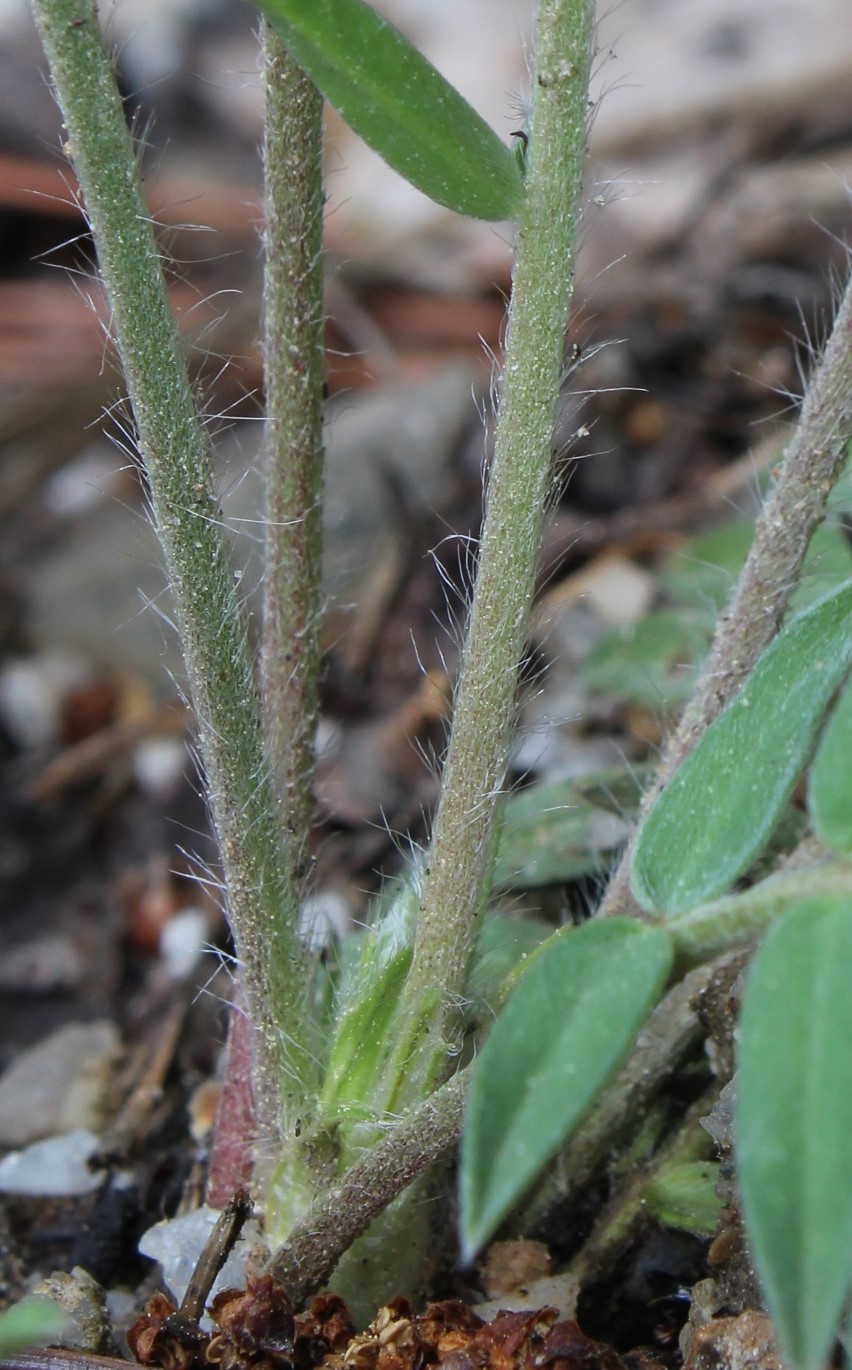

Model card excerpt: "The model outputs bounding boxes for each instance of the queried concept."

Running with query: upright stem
[260,24,326,855]
[387,0,595,1102]
[30,0,314,1142]
[600,272,852,917]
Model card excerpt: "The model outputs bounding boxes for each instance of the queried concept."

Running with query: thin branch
[265,1069,468,1303]
[260,24,326,854]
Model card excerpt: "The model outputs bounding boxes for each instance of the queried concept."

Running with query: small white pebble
[0,652,91,750]
[160,908,209,980]
[0,1130,104,1196]
[139,1209,267,1326]
[133,736,187,796]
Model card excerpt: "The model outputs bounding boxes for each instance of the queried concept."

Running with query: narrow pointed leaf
[320,946,412,1117]
[736,894,852,1370]
[321,874,418,1115]
[632,579,852,914]
[460,918,673,1259]
[808,674,852,855]
[256,0,524,221]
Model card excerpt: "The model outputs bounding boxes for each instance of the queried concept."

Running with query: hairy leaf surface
[460,918,672,1259]
[736,894,852,1370]
[808,674,852,855]
[632,579,852,914]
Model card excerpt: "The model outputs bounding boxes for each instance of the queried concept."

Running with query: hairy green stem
[30,0,314,1142]
[260,24,326,854]
[601,271,852,918]
[386,0,595,1106]
[265,1068,468,1303]
[669,860,852,970]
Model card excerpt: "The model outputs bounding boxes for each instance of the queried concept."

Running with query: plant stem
[386,0,595,1104]
[669,860,852,970]
[600,271,852,918]
[260,24,326,855]
[30,0,314,1143]
[267,955,734,1290]
[568,1092,717,1288]
[265,1068,468,1303]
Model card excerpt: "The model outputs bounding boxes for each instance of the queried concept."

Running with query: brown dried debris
[128,1286,627,1370]
[207,1277,296,1370]
[127,1292,208,1370]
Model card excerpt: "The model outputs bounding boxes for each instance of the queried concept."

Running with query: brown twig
[176,1189,254,1323]
[0,1355,131,1370]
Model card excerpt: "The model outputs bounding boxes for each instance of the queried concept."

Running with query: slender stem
[265,1068,468,1303]
[30,0,314,1141]
[260,24,326,855]
[669,860,852,970]
[386,0,595,1104]
[568,1092,716,1288]
[600,271,852,917]
[177,1190,254,1321]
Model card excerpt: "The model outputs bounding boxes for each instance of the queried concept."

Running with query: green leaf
[320,945,412,1118]
[466,912,552,1019]
[320,872,418,1116]
[661,520,755,616]
[494,772,637,890]
[808,674,852,855]
[736,894,852,1370]
[661,520,852,622]
[579,610,710,710]
[826,440,852,513]
[631,579,852,914]
[0,1299,68,1357]
[791,522,852,611]
[643,1160,722,1237]
[256,0,524,220]
[459,918,673,1259]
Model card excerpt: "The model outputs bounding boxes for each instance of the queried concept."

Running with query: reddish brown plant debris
[293,1294,359,1365]
[129,1287,628,1370]
[208,1277,295,1370]
[127,1293,207,1370]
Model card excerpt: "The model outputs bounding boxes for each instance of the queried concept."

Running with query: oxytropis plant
[23,0,852,1363]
